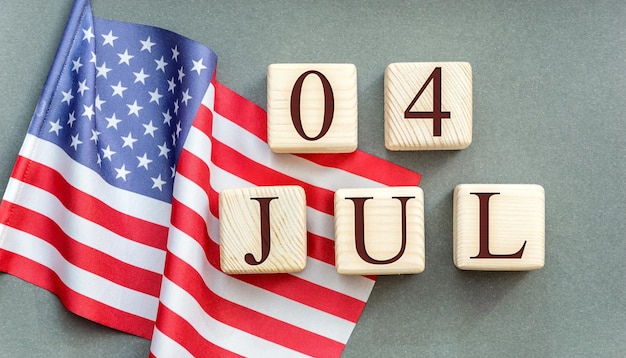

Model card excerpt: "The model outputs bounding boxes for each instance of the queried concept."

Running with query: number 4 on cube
[385,62,472,151]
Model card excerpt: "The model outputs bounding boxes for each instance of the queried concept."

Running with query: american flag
[0,0,421,356]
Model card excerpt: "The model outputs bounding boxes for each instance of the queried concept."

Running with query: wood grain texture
[385,62,472,150]
[453,184,545,271]
[267,63,358,153]
[334,187,425,275]
[219,186,307,274]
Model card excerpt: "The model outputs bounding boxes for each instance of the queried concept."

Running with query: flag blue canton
[31,10,216,203]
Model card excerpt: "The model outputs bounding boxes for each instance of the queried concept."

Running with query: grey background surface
[0,0,624,357]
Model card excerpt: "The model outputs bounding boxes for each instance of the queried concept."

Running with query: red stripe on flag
[170,198,212,247]
[11,156,169,250]
[213,82,267,141]
[0,202,162,297]
[154,304,244,358]
[0,250,154,339]
[209,136,335,215]
[189,104,213,140]
[307,231,336,266]
[164,253,346,357]
[175,149,218,216]
[177,149,211,199]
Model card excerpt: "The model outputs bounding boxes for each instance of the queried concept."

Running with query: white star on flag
[117,49,134,65]
[191,57,207,74]
[101,30,118,46]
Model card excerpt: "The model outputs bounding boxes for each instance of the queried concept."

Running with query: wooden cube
[334,187,425,275]
[385,62,472,150]
[453,184,545,271]
[219,185,307,274]
[267,63,358,153]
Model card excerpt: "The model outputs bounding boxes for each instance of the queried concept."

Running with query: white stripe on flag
[305,206,335,241]
[171,174,210,223]
[201,81,215,110]
[0,225,158,320]
[182,126,212,166]
[150,328,193,358]
[4,178,165,273]
[159,277,310,358]
[292,257,375,302]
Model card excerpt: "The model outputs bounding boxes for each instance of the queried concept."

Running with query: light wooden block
[334,187,425,275]
[385,62,472,150]
[219,186,307,274]
[453,184,545,271]
[267,63,358,153]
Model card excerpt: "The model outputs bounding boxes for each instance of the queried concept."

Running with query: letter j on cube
[219,186,307,274]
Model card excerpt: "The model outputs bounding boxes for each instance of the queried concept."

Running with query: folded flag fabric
[0,0,421,356]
